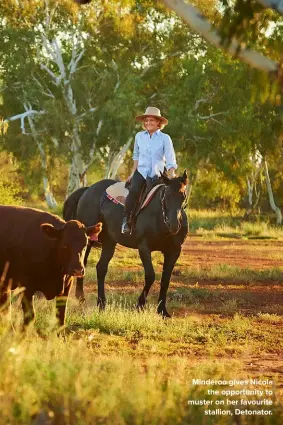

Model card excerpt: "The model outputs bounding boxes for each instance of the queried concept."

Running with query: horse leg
[75,242,93,303]
[157,246,181,318]
[96,240,116,310]
[137,241,155,310]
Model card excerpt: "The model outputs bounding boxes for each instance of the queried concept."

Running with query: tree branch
[197,111,229,120]
[75,107,98,122]
[32,76,55,98]
[5,108,45,134]
[162,0,278,74]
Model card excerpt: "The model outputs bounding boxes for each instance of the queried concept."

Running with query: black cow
[0,205,102,328]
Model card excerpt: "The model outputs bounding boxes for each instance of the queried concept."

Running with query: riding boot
[121,197,135,235]
[121,170,145,235]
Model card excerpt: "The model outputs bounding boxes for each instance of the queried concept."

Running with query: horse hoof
[157,309,171,319]
[136,303,145,312]
[97,300,106,311]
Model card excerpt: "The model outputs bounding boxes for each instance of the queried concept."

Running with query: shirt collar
[144,129,161,137]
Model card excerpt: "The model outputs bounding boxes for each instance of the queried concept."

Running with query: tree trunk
[43,177,58,209]
[245,175,261,218]
[66,150,87,197]
[264,159,282,224]
[107,137,133,179]
[27,115,57,209]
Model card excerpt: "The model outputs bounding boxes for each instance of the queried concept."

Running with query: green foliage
[0,179,23,206]
[191,167,242,210]
[0,0,283,211]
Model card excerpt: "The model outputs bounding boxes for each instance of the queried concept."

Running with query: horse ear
[182,170,188,185]
[160,170,170,185]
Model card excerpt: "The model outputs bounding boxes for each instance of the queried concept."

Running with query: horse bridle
[160,185,187,233]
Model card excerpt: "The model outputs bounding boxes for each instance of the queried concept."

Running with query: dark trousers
[124,170,145,217]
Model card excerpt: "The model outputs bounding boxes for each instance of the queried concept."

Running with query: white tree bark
[264,159,282,224]
[107,137,133,179]
[26,109,58,209]
[5,109,45,134]
[245,153,263,214]
[5,106,57,208]
[39,28,98,197]
[162,0,278,74]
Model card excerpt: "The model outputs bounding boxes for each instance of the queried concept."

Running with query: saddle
[105,176,164,217]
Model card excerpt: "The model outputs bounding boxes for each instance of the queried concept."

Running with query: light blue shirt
[132,130,177,179]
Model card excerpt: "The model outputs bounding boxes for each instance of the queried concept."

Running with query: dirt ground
[85,237,283,311]
[83,238,283,384]
[88,238,283,312]
[181,238,283,270]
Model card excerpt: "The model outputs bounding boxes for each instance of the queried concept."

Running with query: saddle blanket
[106,182,163,210]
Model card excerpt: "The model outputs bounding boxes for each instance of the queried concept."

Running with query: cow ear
[41,223,61,239]
[86,222,102,242]
[182,170,188,185]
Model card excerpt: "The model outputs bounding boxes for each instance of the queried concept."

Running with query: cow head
[41,220,102,277]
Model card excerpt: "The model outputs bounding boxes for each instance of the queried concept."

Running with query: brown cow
[0,205,102,328]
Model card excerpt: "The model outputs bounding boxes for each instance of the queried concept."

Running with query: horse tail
[63,187,89,221]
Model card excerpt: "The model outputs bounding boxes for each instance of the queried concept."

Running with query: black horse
[63,171,188,317]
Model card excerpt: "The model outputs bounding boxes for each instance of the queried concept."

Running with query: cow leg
[75,242,93,303]
[137,241,155,310]
[96,240,116,310]
[157,246,181,318]
[56,278,72,327]
[21,293,35,327]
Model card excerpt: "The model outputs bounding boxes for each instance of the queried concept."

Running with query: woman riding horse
[121,106,177,234]
[63,107,188,317]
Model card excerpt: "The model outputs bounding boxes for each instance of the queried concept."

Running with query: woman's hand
[167,168,176,179]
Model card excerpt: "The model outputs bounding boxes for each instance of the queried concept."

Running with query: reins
[160,186,171,231]
[160,185,187,234]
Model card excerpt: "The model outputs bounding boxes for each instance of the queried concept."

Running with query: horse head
[159,170,188,235]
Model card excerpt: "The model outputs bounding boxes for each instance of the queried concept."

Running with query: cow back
[0,205,65,283]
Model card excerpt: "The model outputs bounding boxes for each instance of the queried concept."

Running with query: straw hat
[135,106,168,126]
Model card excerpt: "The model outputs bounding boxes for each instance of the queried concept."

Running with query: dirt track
[181,238,283,270]
[85,237,283,313]
[81,237,283,384]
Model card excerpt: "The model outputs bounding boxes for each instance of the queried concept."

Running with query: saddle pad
[105,182,163,210]
[106,182,129,206]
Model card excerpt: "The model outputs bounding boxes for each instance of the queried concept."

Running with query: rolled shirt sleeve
[164,135,177,171]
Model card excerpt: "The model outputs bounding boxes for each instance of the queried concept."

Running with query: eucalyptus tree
[3,0,197,199]
[0,0,151,199]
